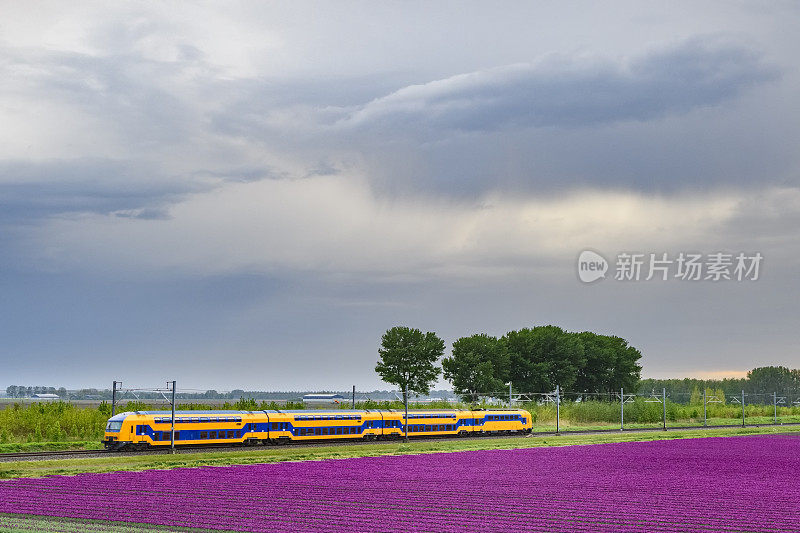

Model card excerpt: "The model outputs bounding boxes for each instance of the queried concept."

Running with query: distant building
[31,393,60,399]
[303,393,346,403]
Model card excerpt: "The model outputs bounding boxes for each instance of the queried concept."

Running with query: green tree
[375,326,444,402]
[573,333,641,393]
[689,386,702,405]
[443,334,510,401]
[502,325,585,392]
[746,366,799,395]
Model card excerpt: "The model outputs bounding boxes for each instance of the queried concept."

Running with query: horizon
[0,367,771,392]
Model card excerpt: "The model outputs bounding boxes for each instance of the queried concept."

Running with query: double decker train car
[103,408,533,450]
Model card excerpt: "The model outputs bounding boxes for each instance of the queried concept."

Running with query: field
[1,433,798,532]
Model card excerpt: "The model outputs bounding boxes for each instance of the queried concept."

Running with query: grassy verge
[0,513,240,532]
[0,441,103,453]
[2,425,799,480]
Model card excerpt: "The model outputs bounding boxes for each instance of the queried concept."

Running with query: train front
[103,412,129,449]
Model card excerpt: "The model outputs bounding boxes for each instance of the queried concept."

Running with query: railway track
[2,422,798,462]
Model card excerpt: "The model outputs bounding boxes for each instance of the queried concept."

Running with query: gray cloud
[1,3,800,389]
[339,37,777,134]
[0,159,197,223]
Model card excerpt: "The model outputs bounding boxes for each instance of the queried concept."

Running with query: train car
[104,410,268,450]
[472,409,531,434]
[103,408,533,450]
[276,410,369,442]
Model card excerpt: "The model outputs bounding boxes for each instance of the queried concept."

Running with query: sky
[1,1,799,391]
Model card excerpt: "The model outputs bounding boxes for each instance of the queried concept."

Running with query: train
[103,408,533,450]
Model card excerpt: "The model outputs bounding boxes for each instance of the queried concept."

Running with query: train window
[315,428,321,436]
[174,431,180,440]
[210,431,217,439]
[191,418,199,423]
[521,418,526,424]
[200,431,208,439]
[235,417,241,422]
[200,417,209,422]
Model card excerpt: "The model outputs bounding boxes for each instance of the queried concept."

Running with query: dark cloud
[0,159,196,223]
[341,37,777,134]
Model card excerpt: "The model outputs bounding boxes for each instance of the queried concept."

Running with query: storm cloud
[1,2,799,389]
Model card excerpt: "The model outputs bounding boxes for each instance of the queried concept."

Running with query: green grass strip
[0,513,240,532]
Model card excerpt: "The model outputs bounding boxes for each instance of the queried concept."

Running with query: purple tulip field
[1,435,799,532]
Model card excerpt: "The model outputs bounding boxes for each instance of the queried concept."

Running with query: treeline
[4,388,316,401]
[639,366,800,398]
[5,386,67,398]
[376,325,643,400]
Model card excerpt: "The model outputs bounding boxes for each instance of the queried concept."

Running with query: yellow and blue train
[103,408,533,450]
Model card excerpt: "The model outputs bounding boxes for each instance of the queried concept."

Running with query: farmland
[1,433,798,532]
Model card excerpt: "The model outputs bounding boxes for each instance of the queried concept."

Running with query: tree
[690,386,702,405]
[603,335,641,392]
[502,325,585,392]
[375,326,444,402]
[443,334,510,401]
[746,366,799,395]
